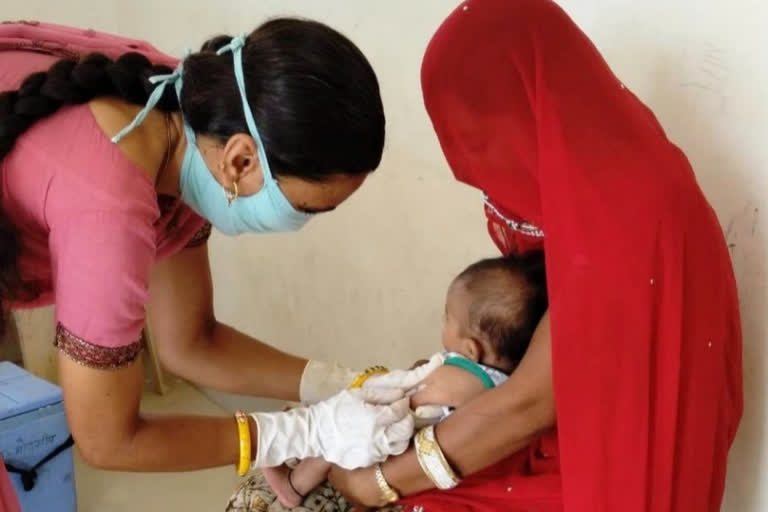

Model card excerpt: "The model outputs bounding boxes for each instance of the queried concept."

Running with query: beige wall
[4,1,767,510]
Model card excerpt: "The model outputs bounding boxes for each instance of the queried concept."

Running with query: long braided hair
[0,19,385,313]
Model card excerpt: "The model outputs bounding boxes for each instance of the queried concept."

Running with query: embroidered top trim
[185,222,212,248]
[54,323,143,370]
[483,195,544,238]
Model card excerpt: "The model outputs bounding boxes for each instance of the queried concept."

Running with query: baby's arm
[409,365,487,410]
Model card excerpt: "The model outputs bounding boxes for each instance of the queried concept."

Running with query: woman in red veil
[331,1,742,510]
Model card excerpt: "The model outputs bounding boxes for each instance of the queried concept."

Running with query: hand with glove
[251,387,413,470]
[359,352,446,427]
[298,352,444,405]
[297,353,445,437]
[361,352,445,395]
[299,360,364,405]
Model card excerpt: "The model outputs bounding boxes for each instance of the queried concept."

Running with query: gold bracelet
[235,410,251,477]
[414,425,460,490]
[373,463,400,504]
[348,365,389,389]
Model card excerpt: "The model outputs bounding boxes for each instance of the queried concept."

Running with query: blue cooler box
[0,362,76,512]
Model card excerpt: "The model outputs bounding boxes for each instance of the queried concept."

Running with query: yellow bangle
[348,365,389,389]
[235,410,251,477]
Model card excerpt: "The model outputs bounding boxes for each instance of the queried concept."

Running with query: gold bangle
[235,410,251,477]
[348,365,389,389]
[414,427,435,484]
[414,425,460,490]
[373,463,400,504]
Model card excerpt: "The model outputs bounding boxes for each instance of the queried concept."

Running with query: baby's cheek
[441,330,462,354]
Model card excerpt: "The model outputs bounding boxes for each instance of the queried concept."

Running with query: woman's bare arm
[147,243,307,401]
[59,355,256,471]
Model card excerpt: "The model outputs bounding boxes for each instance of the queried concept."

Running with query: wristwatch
[374,463,400,504]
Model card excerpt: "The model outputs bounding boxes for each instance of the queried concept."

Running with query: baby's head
[442,251,548,372]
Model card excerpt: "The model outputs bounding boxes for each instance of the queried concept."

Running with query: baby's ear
[463,336,484,363]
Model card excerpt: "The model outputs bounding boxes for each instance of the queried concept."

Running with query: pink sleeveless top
[0,21,211,369]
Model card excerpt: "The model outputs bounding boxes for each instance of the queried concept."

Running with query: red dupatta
[403,1,742,510]
[0,457,21,512]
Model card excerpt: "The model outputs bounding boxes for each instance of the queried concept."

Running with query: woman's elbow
[504,382,556,436]
[155,323,216,378]
[73,420,140,471]
[156,342,193,378]
[75,436,130,471]
[526,393,556,434]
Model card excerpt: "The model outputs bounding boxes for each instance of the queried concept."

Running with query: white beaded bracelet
[414,424,461,490]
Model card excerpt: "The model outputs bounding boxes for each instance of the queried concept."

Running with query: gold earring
[225,181,239,207]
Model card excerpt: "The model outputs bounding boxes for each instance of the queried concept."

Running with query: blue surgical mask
[112,35,313,235]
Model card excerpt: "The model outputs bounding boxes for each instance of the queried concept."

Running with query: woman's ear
[222,133,260,184]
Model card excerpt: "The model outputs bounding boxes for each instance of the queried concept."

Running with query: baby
[264,251,548,507]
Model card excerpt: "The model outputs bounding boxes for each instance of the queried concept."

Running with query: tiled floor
[74,380,241,512]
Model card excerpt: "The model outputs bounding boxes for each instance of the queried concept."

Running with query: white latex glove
[299,360,360,405]
[413,405,447,429]
[363,352,445,395]
[251,388,414,470]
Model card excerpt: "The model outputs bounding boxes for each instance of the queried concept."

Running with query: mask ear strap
[111,48,191,144]
[217,34,275,182]
[111,67,182,144]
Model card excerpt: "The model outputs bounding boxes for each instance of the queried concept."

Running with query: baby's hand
[409,365,487,410]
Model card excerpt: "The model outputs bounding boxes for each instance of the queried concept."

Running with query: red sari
[401,1,742,510]
[0,457,21,512]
